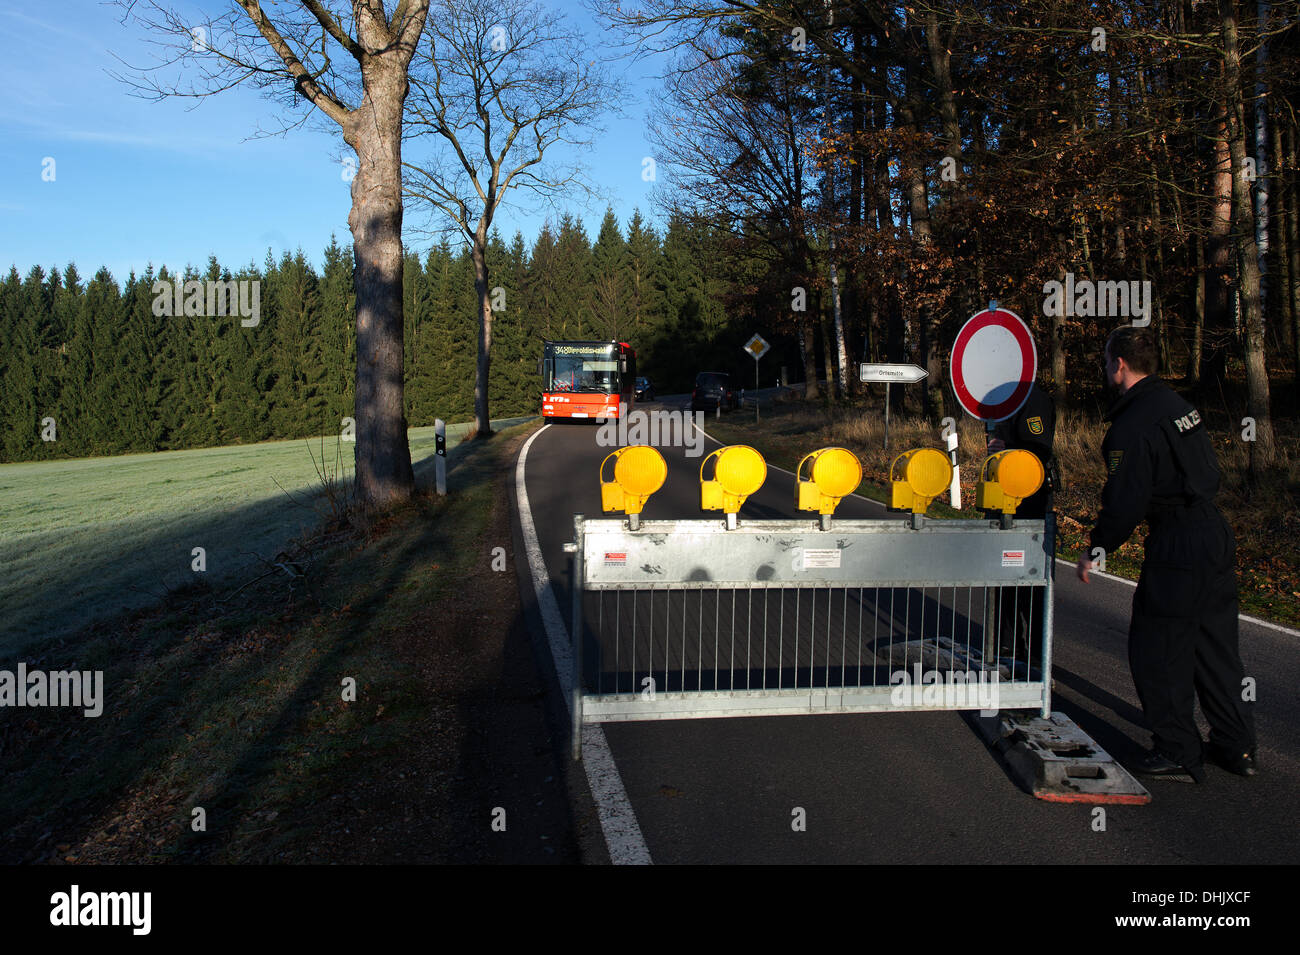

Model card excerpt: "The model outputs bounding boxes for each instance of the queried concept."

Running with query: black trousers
[1128,510,1255,766]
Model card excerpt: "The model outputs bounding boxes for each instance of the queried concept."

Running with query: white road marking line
[516,425,653,865]
[693,419,886,510]
[1052,558,1299,636]
[697,415,1298,637]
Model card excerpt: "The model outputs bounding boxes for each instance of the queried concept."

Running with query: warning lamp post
[796,447,863,530]
[599,446,667,530]
[888,448,954,527]
[699,445,767,529]
[976,449,1045,523]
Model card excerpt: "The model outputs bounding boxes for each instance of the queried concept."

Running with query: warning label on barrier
[1002,550,1025,567]
[803,548,842,569]
[604,552,627,566]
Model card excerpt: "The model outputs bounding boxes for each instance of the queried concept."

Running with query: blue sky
[0,0,666,285]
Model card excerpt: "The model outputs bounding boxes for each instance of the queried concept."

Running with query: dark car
[635,376,655,401]
[690,372,737,412]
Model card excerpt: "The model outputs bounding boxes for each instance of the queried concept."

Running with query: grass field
[0,419,577,864]
[0,418,533,656]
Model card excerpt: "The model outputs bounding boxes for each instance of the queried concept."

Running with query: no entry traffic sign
[950,307,1037,422]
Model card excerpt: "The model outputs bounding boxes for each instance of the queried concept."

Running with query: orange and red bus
[539,340,636,419]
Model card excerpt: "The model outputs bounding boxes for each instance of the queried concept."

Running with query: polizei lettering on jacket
[1173,409,1202,433]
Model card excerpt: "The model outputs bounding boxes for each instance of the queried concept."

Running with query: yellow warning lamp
[600,446,667,523]
[889,448,953,514]
[976,449,1044,515]
[797,447,863,516]
[700,445,767,516]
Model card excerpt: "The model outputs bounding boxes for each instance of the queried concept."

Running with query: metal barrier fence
[566,515,1055,758]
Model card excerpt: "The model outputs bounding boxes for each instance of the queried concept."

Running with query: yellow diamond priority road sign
[743,334,770,360]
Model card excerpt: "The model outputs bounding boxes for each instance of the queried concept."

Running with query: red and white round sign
[950,308,1037,422]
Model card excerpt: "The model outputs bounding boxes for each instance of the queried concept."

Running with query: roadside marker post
[434,418,447,496]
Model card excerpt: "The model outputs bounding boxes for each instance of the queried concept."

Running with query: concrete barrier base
[972,711,1152,804]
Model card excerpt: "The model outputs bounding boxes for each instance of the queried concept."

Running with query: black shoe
[1134,748,1207,783]
[1209,745,1258,777]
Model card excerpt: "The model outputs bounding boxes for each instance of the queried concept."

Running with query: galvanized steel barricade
[567,513,1055,758]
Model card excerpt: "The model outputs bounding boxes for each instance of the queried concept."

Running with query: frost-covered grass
[0,417,533,655]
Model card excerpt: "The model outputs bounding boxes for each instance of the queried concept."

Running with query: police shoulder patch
[1108,450,1124,472]
[1027,416,1044,435]
[1172,408,1202,434]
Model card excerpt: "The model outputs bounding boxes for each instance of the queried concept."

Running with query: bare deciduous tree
[402,0,614,438]
[114,0,428,508]
[646,35,824,395]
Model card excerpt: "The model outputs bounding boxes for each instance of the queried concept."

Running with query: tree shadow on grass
[0,420,576,864]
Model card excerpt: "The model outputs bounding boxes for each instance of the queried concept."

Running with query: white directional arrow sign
[859,363,929,383]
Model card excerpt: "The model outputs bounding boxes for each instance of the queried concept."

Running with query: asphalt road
[520,395,1298,864]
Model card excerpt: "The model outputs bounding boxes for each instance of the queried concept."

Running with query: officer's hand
[1076,554,1093,583]
[987,438,1006,453]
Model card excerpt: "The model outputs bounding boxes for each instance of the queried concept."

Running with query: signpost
[949,303,1039,660]
[947,305,1038,507]
[743,334,770,393]
[860,362,928,450]
[858,363,928,383]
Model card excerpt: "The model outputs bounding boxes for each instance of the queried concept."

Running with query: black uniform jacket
[992,384,1056,517]
[1089,376,1222,555]
[993,384,1055,467]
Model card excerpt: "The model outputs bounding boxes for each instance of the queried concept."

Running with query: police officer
[1076,327,1256,781]
[987,381,1057,519]
[987,382,1057,662]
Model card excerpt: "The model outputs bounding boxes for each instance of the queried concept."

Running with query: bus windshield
[545,344,620,394]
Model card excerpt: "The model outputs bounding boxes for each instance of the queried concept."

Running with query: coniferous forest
[0,210,761,463]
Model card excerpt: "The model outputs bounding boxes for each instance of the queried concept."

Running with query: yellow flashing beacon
[889,447,953,514]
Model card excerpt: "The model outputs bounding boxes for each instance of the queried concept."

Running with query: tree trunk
[829,244,847,400]
[1287,121,1300,381]
[343,60,415,508]
[1191,236,1205,386]
[885,288,906,416]
[925,12,961,176]
[1254,0,1270,320]
[471,229,494,439]
[1051,272,1067,401]
[1271,105,1292,360]
[847,23,865,398]
[1290,124,1300,380]
[1203,116,1234,391]
[799,322,818,400]
[1222,0,1276,473]
[818,294,833,399]
[899,82,941,421]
